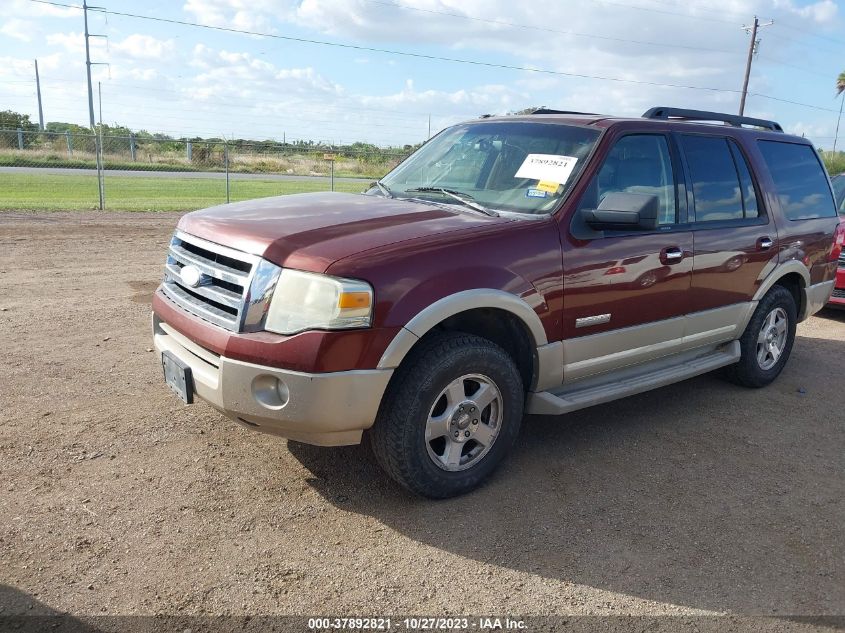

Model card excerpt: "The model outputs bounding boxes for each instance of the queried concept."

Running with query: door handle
[758,237,773,250]
[661,247,684,265]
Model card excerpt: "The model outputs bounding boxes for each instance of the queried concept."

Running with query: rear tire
[370,332,523,498]
[722,285,797,388]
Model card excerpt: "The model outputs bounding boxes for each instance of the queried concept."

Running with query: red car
[828,173,845,308]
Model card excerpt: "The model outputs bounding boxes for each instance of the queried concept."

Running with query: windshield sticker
[515,154,578,183]
[536,180,560,194]
[526,188,548,199]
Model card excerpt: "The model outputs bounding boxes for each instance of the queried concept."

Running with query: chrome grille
[162,231,261,331]
[839,252,845,268]
[832,288,845,299]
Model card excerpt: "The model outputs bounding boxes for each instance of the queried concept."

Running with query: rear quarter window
[757,140,836,220]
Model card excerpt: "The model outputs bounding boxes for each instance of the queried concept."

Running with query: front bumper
[153,315,393,446]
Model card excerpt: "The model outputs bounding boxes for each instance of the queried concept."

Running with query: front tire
[722,285,797,388]
[370,332,524,498]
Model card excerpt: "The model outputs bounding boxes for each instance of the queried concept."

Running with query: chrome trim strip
[160,283,239,331]
[575,313,611,328]
[174,229,261,265]
[167,243,249,286]
[164,263,242,309]
[163,231,267,333]
[241,259,282,332]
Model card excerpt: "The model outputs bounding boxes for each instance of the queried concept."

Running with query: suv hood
[178,192,512,272]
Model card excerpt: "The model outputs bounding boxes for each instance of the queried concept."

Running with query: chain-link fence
[0,129,412,211]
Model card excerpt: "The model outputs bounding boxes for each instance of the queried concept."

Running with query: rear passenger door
[562,132,693,381]
[677,134,777,342]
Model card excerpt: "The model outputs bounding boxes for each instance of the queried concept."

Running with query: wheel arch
[377,290,561,392]
[752,261,810,321]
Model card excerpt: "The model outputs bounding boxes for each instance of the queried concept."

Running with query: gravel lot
[1,212,843,625]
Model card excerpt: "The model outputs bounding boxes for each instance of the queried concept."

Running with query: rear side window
[757,140,836,220]
[729,142,759,218]
[680,135,758,222]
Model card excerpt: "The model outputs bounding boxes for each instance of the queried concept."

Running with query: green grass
[822,152,845,177]
[0,173,368,211]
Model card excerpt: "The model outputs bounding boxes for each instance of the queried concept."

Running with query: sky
[1,0,844,148]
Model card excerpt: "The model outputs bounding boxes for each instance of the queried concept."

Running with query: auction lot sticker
[514,154,578,183]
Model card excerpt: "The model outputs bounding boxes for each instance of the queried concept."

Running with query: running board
[526,341,741,416]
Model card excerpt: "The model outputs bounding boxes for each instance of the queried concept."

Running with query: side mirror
[581,192,659,231]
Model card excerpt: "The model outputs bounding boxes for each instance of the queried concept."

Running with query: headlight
[264,269,373,335]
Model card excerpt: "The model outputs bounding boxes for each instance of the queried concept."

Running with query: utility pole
[98,81,106,204]
[427,114,431,139]
[739,16,773,116]
[34,59,44,131]
[83,0,107,210]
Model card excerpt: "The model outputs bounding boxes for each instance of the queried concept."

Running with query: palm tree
[835,72,845,152]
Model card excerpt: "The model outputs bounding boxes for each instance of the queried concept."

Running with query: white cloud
[182,0,286,32]
[46,31,87,55]
[6,0,842,145]
[114,34,176,60]
[0,18,35,42]
[47,32,175,61]
[774,0,838,23]
[8,0,78,18]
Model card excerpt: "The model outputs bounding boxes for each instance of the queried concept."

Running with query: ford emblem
[180,265,202,288]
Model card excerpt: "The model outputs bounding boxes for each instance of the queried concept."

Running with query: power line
[28,0,747,95]
[587,0,738,25]
[365,0,838,80]
[361,0,741,55]
[650,0,845,49]
[756,55,834,80]
[770,20,845,48]
[25,0,843,117]
[9,74,444,122]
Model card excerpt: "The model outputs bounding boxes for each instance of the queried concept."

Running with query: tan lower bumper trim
[153,320,393,447]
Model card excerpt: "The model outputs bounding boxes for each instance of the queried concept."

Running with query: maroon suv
[153,107,843,498]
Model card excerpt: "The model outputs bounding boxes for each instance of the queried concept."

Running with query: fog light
[252,375,290,409]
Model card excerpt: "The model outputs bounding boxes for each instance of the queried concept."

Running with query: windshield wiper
[373,180,393,198]
[404,187,498,216]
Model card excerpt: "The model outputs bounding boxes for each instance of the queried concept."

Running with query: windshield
[373,121,601,215]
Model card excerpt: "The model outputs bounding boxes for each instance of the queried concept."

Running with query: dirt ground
[1,212,843,624]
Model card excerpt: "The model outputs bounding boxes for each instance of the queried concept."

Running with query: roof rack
[530,108,599,116]
[642,107,783,132]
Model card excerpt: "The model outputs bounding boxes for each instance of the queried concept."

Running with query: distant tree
[45,121,90,135]
[100,123,134,137]
[0,109,38,131]
[835,72,845,152]
[0,109,39,148]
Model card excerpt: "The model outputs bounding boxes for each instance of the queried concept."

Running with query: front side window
[757,140,837,220]
[376,121,601,214]
[578,134,677,225]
